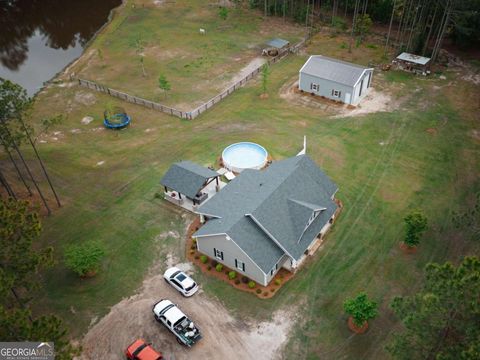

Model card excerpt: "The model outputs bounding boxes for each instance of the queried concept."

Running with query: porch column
[215,176,220,192]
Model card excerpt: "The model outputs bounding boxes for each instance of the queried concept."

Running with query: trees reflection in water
[0,0,120,70]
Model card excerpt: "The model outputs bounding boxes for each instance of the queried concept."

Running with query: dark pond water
[0,0,121,96]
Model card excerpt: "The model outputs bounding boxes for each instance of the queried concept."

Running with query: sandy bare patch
[81,116,93,125]
[77,262,296,360]
[336,88,397,118]
[75,91,97,106]
[279,79,336,114]
[225,57,266,89]
[96,161,105,166]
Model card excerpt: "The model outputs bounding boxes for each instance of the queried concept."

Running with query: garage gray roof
[267,38,290,49]
[160,161,218,199]
[300,55,372,87]
[194,155,338,273]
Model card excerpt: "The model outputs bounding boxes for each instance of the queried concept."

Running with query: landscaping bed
[185,217,293,299]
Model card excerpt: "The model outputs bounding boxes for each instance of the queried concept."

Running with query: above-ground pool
[222,142,268,173]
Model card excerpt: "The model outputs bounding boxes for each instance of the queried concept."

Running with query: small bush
[192,238,197,244]
[207,266,212,271]
[194,255,199,260]
[275,279,281,286]
[211,259,218,267]
[235,279,240,285]
[248,281,256,289]
[189,250,195,255]
[256,289,261,294]
[216,263,223,272]
[366,43,378,49]
[263,292,268,296]
[154,192,163,199]
[340,42,348,49]
[270,288,275,293]
[190,245,196,250]
[200,255,208,264]
[228,271,236,280]
[64,241,105,277]
[241,276,249,284]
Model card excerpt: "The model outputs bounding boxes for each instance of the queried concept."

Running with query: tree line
[249,0,480,60]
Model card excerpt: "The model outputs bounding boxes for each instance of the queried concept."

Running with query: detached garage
[299,55,373,106]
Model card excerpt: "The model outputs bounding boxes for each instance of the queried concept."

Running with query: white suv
[163,267,199,297]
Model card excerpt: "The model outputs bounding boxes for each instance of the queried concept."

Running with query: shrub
[154,192,163,199]
[241,276,249,284]
[64,241,105,277]
[263,292,268,296]
[343,292,378,327]
[211,259,218,267]
[200,255,208,264]
[270,288,275,293]
[216,263,223,272]
[256,289,261,294]
[192,238,197,245]
[218,6,228,20]
[275,279,281,286]
[235,279,240,285]
[248,281,256,289]
[404,210,428,247]
[189,250,195,255]
[228,271,236,280]
[190,245,196,250]
[194,255,199,260]
[207,266,212,271]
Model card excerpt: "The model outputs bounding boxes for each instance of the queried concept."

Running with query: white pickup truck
[152,299,202,347]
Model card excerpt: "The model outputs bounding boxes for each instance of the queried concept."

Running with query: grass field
[6,2,479,359]
[77,0,304,109]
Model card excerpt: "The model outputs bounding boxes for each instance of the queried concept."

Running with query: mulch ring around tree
[399,242,418,254]
[347,316,369,334]
[185,217,293,299]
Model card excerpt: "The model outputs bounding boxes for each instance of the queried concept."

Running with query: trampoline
[103,106,131,129]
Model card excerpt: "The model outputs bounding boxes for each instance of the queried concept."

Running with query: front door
[345,92,351,104]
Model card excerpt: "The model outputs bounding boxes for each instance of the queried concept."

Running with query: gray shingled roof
[267,38,290,49]
[160,161,218,199]
[194,155,338,273]
[300,55,371,87]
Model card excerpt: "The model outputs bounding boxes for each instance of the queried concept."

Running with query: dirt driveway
[78,260,294,360]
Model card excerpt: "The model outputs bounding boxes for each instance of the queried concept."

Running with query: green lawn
[11,8,480,360]
[77,0,304,109]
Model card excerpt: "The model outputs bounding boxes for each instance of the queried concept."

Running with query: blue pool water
[222,142,268,173]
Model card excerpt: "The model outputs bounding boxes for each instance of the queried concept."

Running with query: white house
[299,55,374,106]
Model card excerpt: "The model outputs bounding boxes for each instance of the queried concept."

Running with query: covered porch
[160,160,226,212]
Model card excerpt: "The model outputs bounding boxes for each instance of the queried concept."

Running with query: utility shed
[393,52,431,75]
[160,161,219,205]
[299,55,374,106]
[266,38,290,49]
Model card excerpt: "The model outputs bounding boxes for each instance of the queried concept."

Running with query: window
[214,248,224,260]
[235,259,245,272]
[332,89,341,98]
[310,83,319,91]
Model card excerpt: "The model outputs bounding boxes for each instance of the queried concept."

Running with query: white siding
[299,72,354,104]
[195,234,268,286]
[300,69,374,106]
[351,69,373,105]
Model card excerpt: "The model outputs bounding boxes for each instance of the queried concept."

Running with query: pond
[0,0,121,96]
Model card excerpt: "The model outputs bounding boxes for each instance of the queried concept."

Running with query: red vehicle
[125,339,163,360]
